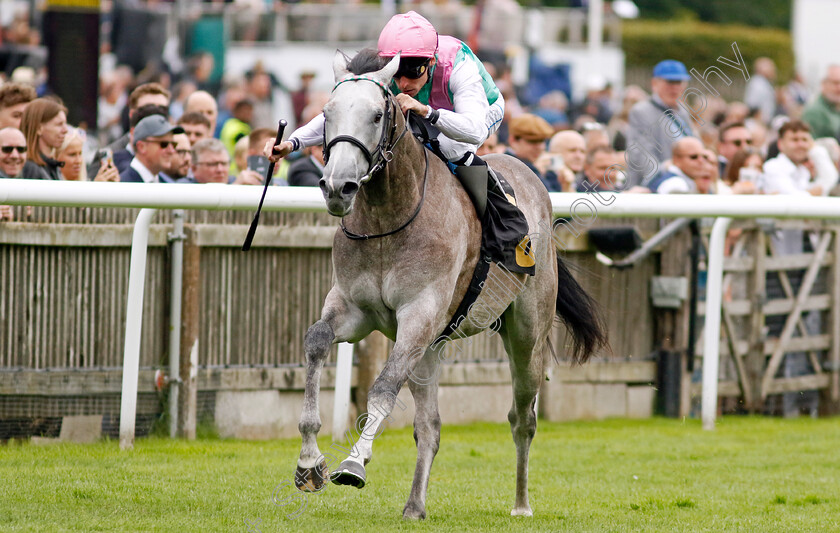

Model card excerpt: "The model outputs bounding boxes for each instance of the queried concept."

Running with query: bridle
[324,76,407,180]
[325,75,428,241]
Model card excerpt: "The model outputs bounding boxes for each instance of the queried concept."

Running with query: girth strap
[434,249,492,344]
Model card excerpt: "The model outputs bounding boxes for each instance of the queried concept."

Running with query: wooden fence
[0,207,657,437]
[655,219,840,416]
[7,208,837,437]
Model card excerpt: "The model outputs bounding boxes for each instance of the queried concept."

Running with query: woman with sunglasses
[20,98,69,180]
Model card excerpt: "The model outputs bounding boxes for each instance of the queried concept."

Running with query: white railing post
[168,210,185,438]
[120,208,157,450]
[702,217,732,430]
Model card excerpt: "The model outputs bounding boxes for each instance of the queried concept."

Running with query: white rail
[4,180,840,439]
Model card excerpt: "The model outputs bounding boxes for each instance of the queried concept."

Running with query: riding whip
[242,119,287,251]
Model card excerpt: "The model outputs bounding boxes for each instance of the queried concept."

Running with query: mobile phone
[738,167,759,182]
[97,148,113,167]
[247,155,269,176]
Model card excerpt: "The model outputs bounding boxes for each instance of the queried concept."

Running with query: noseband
[324,76,407,179]
[325,75,428,241]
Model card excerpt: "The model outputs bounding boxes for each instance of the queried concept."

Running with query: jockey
[377,12,531,274]
[267,11,532,274]
[378,10,505,217]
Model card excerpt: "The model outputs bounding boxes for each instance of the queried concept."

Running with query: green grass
[2,417,840,532]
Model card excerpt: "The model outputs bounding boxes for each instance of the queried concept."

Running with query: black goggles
[395,58,430,79]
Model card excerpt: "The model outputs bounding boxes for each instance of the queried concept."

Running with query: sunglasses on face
[1,145,26,154]
[395,58,430,80]
[144,140,173,149]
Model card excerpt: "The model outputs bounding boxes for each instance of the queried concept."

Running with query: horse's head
[319,50,400,217]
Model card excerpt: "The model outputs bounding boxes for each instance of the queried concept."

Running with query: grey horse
[293,50,608,520]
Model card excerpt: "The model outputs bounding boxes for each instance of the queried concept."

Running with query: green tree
[632,0,791,29]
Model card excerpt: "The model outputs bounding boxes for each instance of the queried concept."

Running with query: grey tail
[555,254,608,364]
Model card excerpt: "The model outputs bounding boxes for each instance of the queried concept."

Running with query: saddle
[407,113,534,275]
[407,114,535,342]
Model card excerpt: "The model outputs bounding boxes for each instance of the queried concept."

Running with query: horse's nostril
[341,181,359,197]
[319,178,329,195]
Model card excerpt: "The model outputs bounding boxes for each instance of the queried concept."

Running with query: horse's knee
[304,321,335,361]
[368,381,402,410]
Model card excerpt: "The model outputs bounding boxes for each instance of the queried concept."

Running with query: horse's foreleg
[331,338,432,490]
[297,292,371,492]
[403,347,442,520]
[294,319,334,492]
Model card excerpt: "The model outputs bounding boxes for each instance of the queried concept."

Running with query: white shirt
[130,157,158,183]
[433,58,491,146]
[656,165,697,194]
[763,146,838,196]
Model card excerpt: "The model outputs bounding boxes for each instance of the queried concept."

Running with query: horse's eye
[374,112,383,124]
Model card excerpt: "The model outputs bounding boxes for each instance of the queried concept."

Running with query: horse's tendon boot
[454,163,488,218]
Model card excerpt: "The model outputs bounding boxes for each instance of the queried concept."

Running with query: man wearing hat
[625,59,695,186]
[505,113,554,190]
[120,115,184,183]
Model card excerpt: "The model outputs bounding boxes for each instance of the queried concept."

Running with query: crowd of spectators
[484,56,840,201]
[2,5,840,224]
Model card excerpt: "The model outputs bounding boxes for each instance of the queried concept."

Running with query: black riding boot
[454,156,490,218]
[454,153,534,275]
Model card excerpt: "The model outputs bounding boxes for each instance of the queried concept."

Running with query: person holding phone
[57,127,119,181]
[189,138,266,185]
[720,148,763,195]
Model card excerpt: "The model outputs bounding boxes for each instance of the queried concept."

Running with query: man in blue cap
[625,59,695,187]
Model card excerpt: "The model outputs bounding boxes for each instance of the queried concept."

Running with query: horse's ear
[333,50,351,81]
[374,54,400,86]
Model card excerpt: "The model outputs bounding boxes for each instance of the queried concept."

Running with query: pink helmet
[378,11,438,58]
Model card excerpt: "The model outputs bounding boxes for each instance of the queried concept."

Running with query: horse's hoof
[330,459,366,488]
[510,506,533,517]
[402,503,426,520]
[294,459,329,492]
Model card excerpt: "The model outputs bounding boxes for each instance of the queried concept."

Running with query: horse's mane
[347,48,389,75]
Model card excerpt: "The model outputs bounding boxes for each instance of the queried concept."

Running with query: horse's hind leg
[403,347,442,520]
[501,312,548,517]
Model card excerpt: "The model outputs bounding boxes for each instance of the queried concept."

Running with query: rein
[340,147,428,240]
[327,75,428,241]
